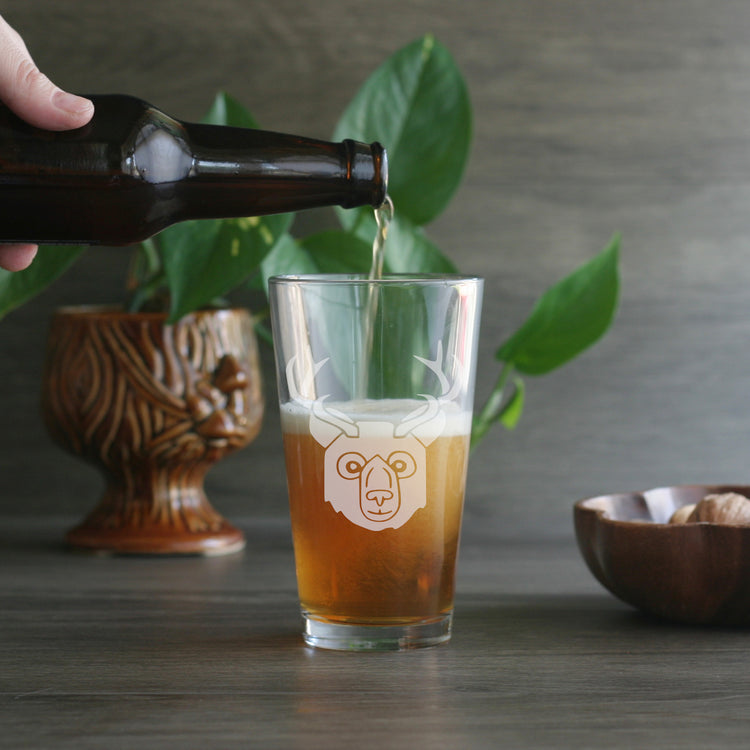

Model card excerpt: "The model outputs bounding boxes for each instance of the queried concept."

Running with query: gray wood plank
[3,516,750,749]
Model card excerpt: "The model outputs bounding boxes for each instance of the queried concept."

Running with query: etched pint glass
[269,274,483,650]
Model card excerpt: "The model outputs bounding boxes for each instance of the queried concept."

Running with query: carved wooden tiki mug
[42,307,264,555]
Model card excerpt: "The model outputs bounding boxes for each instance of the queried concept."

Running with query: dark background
[3,0,750,540]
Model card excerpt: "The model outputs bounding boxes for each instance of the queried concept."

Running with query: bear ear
[410,411,445,448]
[310,397,358,447]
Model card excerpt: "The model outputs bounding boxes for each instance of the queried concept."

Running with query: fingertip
[6,87,94,132]
[0,244,38,272]
[52,90,93,119]
[50,90,94,130]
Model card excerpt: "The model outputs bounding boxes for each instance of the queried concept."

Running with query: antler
[286,355,328,402]
[394,342,463,444]
[414,341,463,403]
[287,356,358,446]
[393,395,440,438]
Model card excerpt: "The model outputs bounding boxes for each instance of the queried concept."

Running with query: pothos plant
[0,34,620,451]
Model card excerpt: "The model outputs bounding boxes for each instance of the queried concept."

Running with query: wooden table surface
[3,512,750,750]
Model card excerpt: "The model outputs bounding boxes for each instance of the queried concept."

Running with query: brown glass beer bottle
[0,94,388,245]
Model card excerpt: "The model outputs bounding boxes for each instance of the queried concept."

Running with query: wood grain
[3,516,750,748]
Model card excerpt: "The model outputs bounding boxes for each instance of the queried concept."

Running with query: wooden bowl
[574,485,750,625]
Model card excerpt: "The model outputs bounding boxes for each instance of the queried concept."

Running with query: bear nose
[366,489,394,506]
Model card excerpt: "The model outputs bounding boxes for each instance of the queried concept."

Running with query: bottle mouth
[372,142,388,208]
[343,139,389,208]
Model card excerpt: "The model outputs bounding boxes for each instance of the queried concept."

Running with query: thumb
[0,15,93,131]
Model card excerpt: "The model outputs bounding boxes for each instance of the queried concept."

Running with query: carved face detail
[186,354,253,448]
[43,311,263,469]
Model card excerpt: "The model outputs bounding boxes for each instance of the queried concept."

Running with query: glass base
[302,612,453,651]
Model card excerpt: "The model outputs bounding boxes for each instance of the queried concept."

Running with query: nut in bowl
[667,491,750,525]
[574,485,750,626]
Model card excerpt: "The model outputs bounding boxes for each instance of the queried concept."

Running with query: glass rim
[268,273,483,286]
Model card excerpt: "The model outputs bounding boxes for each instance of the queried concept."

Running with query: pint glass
[269,274,483,650]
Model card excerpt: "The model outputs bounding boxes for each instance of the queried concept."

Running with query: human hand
[0,14,94,271]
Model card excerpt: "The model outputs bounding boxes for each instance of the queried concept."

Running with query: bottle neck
[176,123,386,214]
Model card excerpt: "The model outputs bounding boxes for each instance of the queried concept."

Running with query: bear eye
[337,451,365,479]
[387,451,417,478]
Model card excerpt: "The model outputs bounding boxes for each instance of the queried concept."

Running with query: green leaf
[383,214,457,274]
[301,215,458,279]
[349,212,458,274]
[334,34,472,227]
[257,233,320,293]
[155,92,298,320]
[300,231,373,274]
[201,91,260,129]
[366,284,432,398]
[0,245,86,320]
[495,234,621,375]
[161,212,292,321]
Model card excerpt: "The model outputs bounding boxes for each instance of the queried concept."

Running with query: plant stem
[127,272,167,313]
[126,238,164,310]
[471,361,514,451]
[253,307,273,347]
[140,237,161,275]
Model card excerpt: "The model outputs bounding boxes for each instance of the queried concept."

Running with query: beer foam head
[281,397,471,438]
